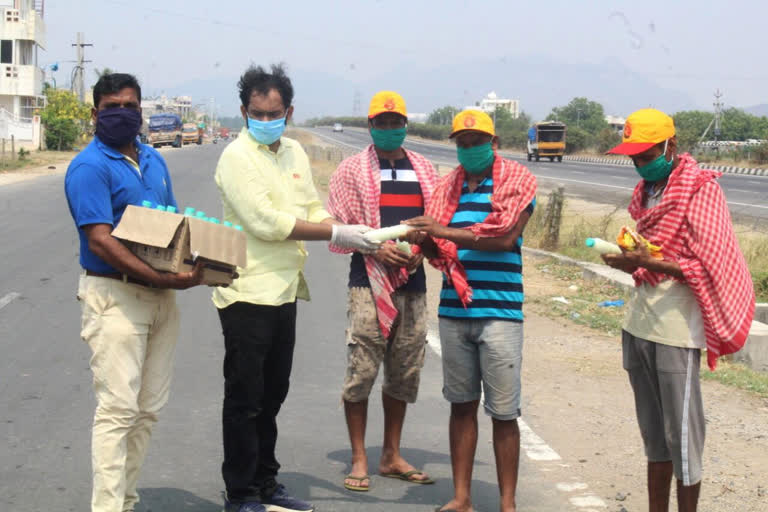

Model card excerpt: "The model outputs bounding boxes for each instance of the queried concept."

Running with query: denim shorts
[438,317,523,420]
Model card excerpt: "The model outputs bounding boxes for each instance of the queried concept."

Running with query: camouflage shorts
[342,287,428,403]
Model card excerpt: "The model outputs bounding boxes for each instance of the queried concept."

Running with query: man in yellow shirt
[212,64,378,512]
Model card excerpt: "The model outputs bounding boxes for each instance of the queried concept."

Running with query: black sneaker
[261,484,314,512]
[223,498,267,512]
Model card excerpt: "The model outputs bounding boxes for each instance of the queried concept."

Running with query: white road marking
[570,495,608,508]
[731,188,758,194]
[557,482,589,492]
[0,292,21,310]
[518,420,562,461]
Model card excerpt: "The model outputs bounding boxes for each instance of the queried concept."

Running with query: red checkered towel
[327,144,438,337]
[628,153,755,369]
[425,154,537,306]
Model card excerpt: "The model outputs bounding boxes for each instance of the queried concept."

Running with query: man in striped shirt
[327,91,438,492]
[406,110,536,512]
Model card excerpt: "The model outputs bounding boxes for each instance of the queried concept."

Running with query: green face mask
[370,127,406,151]
[635,140,674,182]
[457,142,494,174]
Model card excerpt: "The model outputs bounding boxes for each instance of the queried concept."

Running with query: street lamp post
[576,108,583,128]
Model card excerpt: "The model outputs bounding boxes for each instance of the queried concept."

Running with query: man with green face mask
[405,109,537,512]
[327,91,439,492]
[602,108,755,512]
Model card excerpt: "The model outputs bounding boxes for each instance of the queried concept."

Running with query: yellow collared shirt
[212,128,331,308]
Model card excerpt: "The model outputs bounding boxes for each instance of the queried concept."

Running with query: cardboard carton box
[112,205,247,286]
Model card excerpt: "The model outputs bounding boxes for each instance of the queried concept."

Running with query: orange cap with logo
[368,91,407,119]
[607,108,675,155]
[450,109,495,138]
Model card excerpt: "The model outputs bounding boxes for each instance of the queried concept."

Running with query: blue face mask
[247,116,286,145]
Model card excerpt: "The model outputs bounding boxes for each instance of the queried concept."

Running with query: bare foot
[379,454,432,482]
[437,498,473,512]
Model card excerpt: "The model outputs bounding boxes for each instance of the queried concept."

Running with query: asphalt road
[0,143,571,511]
[309,127,768,225]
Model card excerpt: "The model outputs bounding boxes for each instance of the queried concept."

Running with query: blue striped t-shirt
[438,176,535,322]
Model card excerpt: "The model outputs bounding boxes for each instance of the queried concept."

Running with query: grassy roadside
[0,149,77,173]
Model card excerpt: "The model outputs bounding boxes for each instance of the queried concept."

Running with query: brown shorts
[342,287,428,403]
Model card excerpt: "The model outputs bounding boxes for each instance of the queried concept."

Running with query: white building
[142,95,194,119]
[605,115,626,134]
[466,91,520,119]
[0,0,45,146]
[407,112,428,123]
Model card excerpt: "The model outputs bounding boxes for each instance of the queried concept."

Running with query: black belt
[85,270,157,288]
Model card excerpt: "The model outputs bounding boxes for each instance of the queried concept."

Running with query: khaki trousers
[77,275,180,512]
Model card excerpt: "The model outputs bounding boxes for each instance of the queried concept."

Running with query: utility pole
[352,89,361,116]
[71,32,93,103]
[713,88,723,141]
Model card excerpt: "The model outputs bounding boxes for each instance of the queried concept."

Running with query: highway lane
[308,126,768,224]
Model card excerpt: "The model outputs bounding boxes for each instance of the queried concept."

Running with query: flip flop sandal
[343,474,371,492]
[380,469,435,484]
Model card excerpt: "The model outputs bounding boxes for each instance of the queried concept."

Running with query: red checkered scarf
[425,155,537,306]
[327,144,438,337]
[628,153,755,370]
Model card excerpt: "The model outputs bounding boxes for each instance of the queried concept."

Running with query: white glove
[331,224,381,251]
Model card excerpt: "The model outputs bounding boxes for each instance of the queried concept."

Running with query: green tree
[595,127,621,153]
[427,105,460,126]
[672,110,712,152]
[564,127,593,153]
[494,108,532,150]
[547,97,609,135]
[40,88,91,150]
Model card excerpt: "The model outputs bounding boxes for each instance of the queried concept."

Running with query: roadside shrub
[565,127,593,153]
[407,123,451,141]
[595,128,621,153]
[752,271,768,302]
[44,118,80,150]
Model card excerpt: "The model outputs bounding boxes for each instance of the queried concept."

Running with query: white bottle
[585,237,622,254]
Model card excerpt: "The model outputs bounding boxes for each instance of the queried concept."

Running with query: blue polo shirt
[64,136,178,273]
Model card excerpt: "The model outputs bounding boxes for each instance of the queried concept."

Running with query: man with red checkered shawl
[327,91,439,492]
[602,108,755,512]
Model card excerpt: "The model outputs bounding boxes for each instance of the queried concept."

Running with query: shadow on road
[136,487,221,512]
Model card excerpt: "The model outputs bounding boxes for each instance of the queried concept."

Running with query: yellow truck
[182,123,203,145]
[527,122,567,162]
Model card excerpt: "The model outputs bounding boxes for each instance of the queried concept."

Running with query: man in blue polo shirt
[65,73,205,512]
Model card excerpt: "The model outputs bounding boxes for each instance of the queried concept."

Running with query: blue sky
[43,0,766,118]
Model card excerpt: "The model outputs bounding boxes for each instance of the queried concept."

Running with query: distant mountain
[743,104,768,117]
[161,55,700,123]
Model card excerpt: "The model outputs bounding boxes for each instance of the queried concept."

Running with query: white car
[332,123,343,133]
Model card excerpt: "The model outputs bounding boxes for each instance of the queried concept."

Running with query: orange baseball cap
[450,109,495,138]
[368,91,407,119]
[607,108,676,155]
